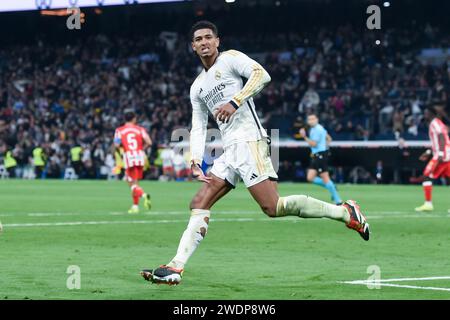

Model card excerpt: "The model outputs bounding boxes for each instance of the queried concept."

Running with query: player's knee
[189,198,199,210]
[189,194,205,210]
[260,204,277,217]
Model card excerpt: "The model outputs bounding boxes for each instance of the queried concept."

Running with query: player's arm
[437,133,445,162]
[303,135,318,147]
[299,128,318,147]
[419,149,432,161]
[142,130,153,150]
[215,50,271,123]
[229,50,271,108]
[113,130,122,152]
[430,122,446,162]
[190,86,211,183]
[326,134,332,146]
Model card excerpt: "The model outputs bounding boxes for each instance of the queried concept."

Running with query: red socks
[131,186,144,205]
[423,181,432,202]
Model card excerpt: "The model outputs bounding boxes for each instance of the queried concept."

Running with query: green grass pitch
[0,180,449,300]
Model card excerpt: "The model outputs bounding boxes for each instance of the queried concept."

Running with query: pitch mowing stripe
[1,210,448,217]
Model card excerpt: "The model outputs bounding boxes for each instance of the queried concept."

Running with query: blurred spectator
[0,21,449,181]
[298,85,320,113]
[349,166,373,184]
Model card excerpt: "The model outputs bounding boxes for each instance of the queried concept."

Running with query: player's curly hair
[190,20,218,40]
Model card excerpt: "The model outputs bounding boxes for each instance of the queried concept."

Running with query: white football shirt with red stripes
[114,124,149,168]
[429,118,450,161]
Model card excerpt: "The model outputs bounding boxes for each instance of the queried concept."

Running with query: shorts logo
[250,173,258,181]
[215,70,221,80]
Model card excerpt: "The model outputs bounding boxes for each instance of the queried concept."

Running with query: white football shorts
[210,139,278,188]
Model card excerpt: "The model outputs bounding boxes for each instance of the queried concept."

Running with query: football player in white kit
[141,21,370,285]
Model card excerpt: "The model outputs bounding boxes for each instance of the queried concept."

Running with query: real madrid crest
[215,70,221,80]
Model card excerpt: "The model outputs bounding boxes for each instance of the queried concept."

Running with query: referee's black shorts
[309,151,329,174]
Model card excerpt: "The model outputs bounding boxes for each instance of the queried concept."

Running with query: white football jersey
[190,50,271,163]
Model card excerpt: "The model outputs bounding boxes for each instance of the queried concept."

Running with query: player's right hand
[419,153,429,161]
[191,164,212,183]
[419,150,431,161]
[299,128,307,138]
[214,102,237,124]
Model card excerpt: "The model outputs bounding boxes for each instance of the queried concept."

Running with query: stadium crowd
[0,22,449,180]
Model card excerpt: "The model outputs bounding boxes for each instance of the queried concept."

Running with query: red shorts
[163,166,174,174]
[423,159,450,179]
[176,168,190,178]
[126,166,144,181]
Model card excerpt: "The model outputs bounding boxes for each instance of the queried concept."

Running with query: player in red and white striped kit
[114,111,152,214]
[415,105,450,212]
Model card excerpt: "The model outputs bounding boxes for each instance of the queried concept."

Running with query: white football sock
[167,209,210,270]
[276,195,350,223]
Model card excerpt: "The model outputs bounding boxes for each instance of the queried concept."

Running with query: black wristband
[229,100,239,110]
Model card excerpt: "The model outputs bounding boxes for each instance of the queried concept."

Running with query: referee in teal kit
[299,114,342,204]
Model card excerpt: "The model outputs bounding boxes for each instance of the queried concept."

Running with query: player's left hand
[214,102,237,123]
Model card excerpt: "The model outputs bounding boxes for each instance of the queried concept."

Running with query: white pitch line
[28,212,89,217]
[6,214,445,229]
[339,276,450,292]
[1,212,449,225]
[342,276,450,283]
[118,210,261,216]
[19,210,261,217]
[340,281,450,292]
[371,283,450,292]
[369,211,450,215]
[368,214,449,219]
[2,217,282,228]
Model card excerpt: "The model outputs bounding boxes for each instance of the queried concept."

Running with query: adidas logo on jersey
[250,173,258,180]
